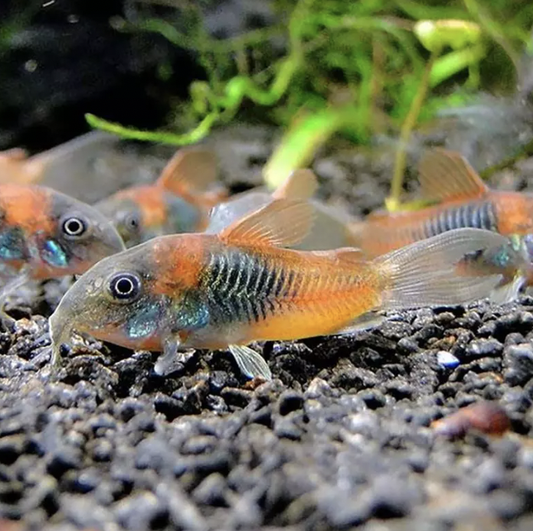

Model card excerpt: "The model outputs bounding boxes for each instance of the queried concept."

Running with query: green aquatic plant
[87,0,533,190]
[387,18,485,212]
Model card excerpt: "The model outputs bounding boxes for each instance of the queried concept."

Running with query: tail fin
[375,228,510,310]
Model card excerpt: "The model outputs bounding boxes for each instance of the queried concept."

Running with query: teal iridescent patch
[42,240,68,268]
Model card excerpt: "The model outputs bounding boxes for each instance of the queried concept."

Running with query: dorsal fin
[218,198,314,248]
[157,146,217,196]
[418,148,489,202]
[272,169,318,200]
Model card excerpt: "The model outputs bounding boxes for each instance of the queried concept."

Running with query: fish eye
[125,212,141,232]
[62,216,88,238]
[108,272,141,301]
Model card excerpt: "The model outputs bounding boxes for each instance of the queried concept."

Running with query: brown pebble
[432,401,510,438]
[243,376,269,390]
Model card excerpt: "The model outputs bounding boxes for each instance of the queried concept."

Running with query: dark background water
[0,0,201,152]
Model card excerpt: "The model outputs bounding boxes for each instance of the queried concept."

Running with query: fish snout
[48,308,75,368]
[102,223,127,254]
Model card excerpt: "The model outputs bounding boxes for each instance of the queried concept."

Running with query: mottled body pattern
[175,240,380,348]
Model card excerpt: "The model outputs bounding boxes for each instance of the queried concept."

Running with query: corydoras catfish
[50,198,508,380]
[97,147,226,247]
[0,183,125,324]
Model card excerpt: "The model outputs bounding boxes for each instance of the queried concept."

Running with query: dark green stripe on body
[204,249,294,326]
[423,200,497,238]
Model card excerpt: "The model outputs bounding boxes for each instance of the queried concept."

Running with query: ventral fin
[218,198,314,248]
[272,169,318,201]
[157,146,218,196]
[418,148,489,203]
[228,344,272,380]
[336,312,385,335]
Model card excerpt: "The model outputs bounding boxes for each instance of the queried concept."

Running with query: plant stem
[85,113,220,146]
[387,50,436,212]
[480,135,533,179]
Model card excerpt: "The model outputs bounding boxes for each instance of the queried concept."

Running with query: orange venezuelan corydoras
[96,146,226,247]
[0,183,124,281]
[0,182,124,327]
[351,149,533,257]
[50,198,509,380]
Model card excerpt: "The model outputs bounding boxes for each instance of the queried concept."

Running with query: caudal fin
[375,228,510,310]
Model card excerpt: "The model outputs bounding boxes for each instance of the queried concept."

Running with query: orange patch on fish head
[1,184,54,234]
[150,234,209,296]
[116,185,167,229]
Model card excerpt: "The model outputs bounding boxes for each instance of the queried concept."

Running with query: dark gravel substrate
[1,128,533,530]
[1,300,533,531]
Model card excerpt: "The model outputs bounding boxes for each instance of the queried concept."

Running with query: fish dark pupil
[116,278,133,295]
[126,214,140,230]
[109,273,141,300]
[63,217,86,236]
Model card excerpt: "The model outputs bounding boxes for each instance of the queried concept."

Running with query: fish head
[97,185,205,246]
[49,241,167,361]
[96,190,149,247]
[456,235,523,281]
[32,188,125,278]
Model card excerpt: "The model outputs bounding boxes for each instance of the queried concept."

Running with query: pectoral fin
[0,270,31,330]
[489,275,526,305]
[228,344,272,380]
[154,336,181,376]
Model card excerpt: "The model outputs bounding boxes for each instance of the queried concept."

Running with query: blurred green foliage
[89,0,533,155]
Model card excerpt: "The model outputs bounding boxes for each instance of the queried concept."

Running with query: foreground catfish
[49,198,508,380]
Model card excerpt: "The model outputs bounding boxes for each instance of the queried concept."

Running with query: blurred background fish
[96,146,225,247]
